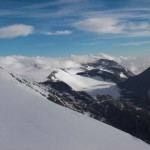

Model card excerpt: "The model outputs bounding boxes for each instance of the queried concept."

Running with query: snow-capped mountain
[40,57,150,143]
[70,53,150,75]
[1,66,150,150]
[47,68,120,98]
[0,53,150,146]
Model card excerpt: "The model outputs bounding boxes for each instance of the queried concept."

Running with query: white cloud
[0,24,34,39]
[44,30,72,35]
[74,17,150,37]
[74,18,125,34]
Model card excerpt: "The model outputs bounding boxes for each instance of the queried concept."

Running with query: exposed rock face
[97,100,150,144]
[119,67,150,110]
[77,59,134,84]
[83,59,134,78]
[77,69,126,83]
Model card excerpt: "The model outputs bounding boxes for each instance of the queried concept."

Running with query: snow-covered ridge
[0,66,149,150]
[0,67,49,98]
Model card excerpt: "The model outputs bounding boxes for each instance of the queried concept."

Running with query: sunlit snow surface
[54,69,120,98]
[0,68,150,150]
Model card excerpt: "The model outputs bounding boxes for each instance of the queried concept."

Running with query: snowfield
[0,67,150,150]
[54,69,120,98]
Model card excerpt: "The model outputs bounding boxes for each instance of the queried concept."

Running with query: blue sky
[0,0,150,57]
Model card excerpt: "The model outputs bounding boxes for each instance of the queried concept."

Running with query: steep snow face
[0,69,149,150]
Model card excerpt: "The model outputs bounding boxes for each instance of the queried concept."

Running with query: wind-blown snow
[0,68,149,150]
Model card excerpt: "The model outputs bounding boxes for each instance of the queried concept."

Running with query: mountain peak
[143,66,150,73]
[137,66,150,81]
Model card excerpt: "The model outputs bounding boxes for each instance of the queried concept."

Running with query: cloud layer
[74,18,124,34]
[0,24,34,39]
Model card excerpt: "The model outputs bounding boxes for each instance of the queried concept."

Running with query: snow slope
[54,69,120,98]
[0,69,150,150]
